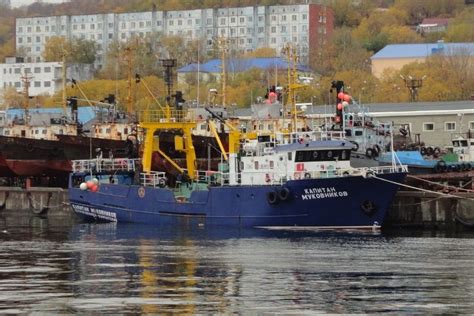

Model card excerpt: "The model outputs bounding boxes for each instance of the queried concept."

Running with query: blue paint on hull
[69,172,406,228]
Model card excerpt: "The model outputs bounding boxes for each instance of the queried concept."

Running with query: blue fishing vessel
[67,109,407,230]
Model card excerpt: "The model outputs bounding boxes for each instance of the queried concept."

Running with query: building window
[34,81,41,87]
[14,68,21,74]
[469,121,474,130]
[34,67,41,73]
[445,122,456,131]
[220,18,225,25]
[44,81,51,87]
[302,14,307,20]
[423,123,435,131]
[271,26,276,33]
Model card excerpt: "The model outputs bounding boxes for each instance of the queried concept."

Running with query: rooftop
[371,42,474,59]
[178,57,312,74]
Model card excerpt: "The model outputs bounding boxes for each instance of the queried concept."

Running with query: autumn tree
[42,36,98,64]
[444,7,474,42]
[394,0,465,24]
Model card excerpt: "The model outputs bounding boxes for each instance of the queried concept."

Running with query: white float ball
[342,101,349,107]
[79,182,88,190]
[92,178,99,185]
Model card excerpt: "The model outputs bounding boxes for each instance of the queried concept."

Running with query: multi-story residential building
[15,4,333,67]
[0,56,94,98]
[0,0,11,7]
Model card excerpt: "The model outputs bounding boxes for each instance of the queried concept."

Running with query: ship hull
[0,135,133,177]
[69,172,406,229]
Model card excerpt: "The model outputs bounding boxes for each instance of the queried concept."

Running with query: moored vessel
[68,108,407,229]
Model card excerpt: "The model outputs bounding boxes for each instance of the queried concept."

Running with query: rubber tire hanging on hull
[266,190,279,205]
[278,187,290,201]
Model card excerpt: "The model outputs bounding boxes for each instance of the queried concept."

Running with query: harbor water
[1,210,474,314]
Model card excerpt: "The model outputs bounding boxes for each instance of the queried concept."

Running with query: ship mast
[124,46,133,115]
[21,69,33,125]
[218,37,228,108]
[282,43,301,134]
[61,50,69,116]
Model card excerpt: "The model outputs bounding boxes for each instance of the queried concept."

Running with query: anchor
[27,191,53,215]
[0,191,9,211]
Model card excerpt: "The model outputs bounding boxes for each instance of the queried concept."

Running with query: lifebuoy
[399,128,408,136]
[342,171,350,176]
[294,172,301,180]
[304,172,311,179]
[420,146,427,155]
[361,200,377,216]
[26,143,34,152]
[278,187,290,201]
[465,162,472,171]
[433,147,441,155]
[365,148,374,158]
[266,191,278,205]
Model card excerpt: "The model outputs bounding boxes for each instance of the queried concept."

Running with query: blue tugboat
[68,108,407,230]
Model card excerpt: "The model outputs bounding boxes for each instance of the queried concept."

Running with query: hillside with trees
[0,0,473,109]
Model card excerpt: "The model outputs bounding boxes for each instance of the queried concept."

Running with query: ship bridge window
[42,130,47,134]
[288,152,292,161]
[254,161,259,170]
[355,130,363,136]
[295,149,351,162]
[4,130,9,135]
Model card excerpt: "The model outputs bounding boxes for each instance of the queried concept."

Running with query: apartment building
[0,57,94,97]
[15,4,333,67]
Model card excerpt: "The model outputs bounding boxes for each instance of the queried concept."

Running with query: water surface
[1,213,474,314]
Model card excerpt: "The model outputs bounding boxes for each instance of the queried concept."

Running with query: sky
[11,0,69,8]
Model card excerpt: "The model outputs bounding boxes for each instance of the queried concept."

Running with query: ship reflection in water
[0,217,474,314]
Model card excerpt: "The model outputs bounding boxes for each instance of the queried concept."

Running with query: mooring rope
[407,174,474,193]
[370,174,474,201]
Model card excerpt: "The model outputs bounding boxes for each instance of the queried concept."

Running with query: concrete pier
[386,191,474,230]
[0,187,74,221]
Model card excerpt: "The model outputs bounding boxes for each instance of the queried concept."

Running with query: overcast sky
[11,0,69,8]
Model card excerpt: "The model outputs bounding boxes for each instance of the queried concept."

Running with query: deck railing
[141,171,167,187]
[72,158,140,173]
